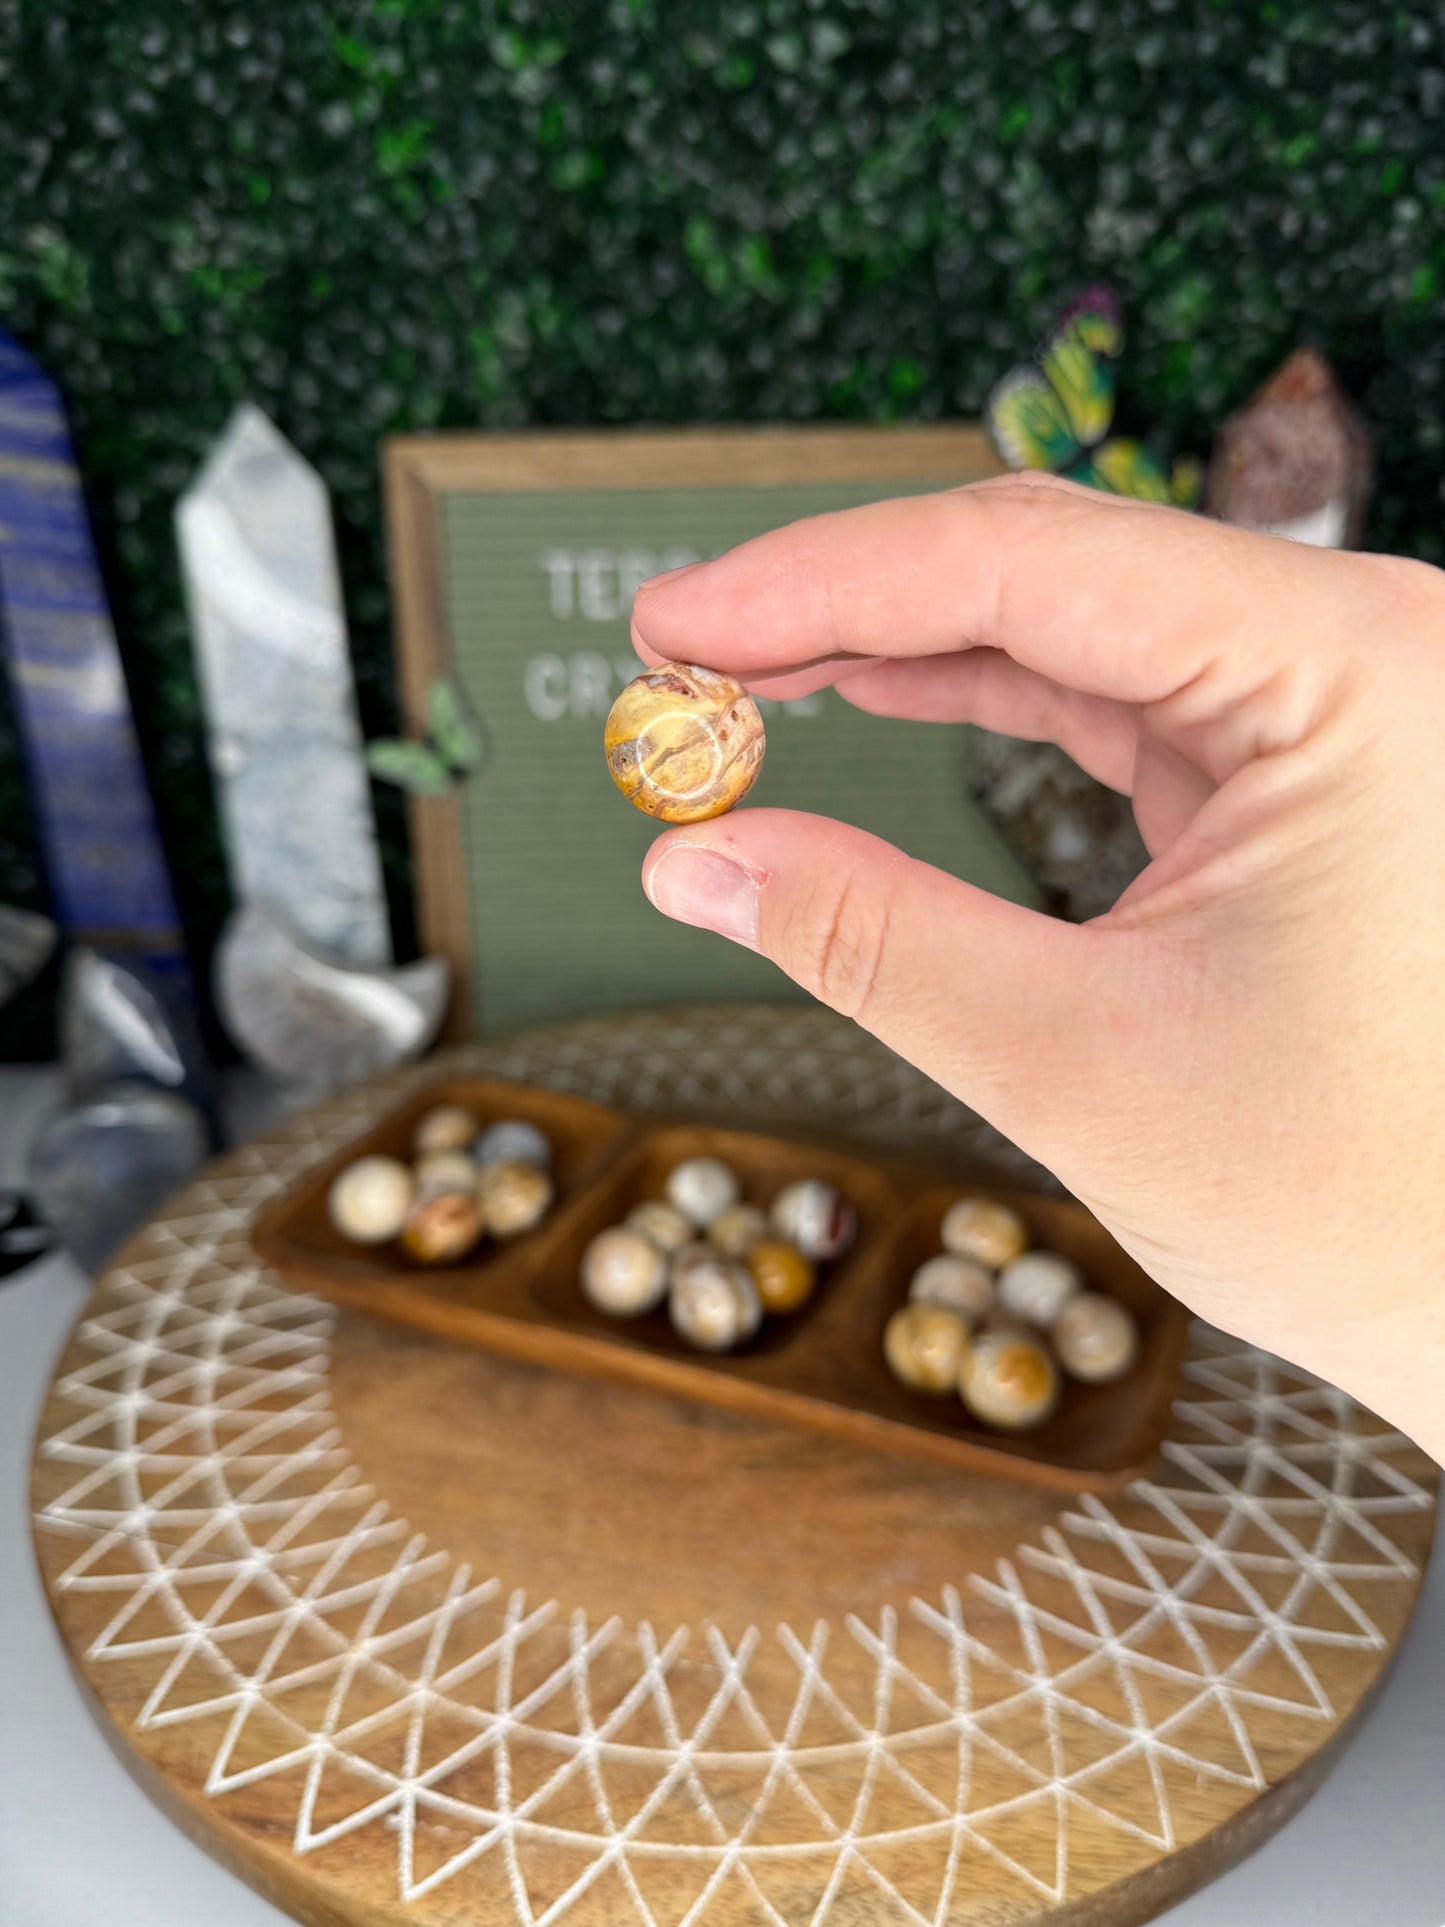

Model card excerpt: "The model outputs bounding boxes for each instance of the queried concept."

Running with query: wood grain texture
[252,1083,1189,1492]
[30,1012,1438,1927]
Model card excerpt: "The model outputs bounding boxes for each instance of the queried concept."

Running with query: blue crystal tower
[0,331,189,979]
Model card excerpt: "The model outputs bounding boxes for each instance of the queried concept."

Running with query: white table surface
[2,1064,1442,1927]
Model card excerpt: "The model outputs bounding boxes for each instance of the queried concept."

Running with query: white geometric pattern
[32,1015,1436,1925]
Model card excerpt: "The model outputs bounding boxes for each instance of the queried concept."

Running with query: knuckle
[795,868,894,1022]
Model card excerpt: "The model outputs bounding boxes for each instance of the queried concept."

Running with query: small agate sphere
[940,1196,1029,1270]
[997,1251,1083,1329]
[401,1189,485,1264]
[707,1202,769,1260]
[414,1150,479,1197]
[626,1198,694,1255]
[666,1156,740,1228]
[414,1104,479,1156]
[908,1254,996,1327]
[747,1239,817,1314]
[605,662,765,824]
[884,1303,971,1394]
[669,1256,761,1351]
[1053,1292,1140,1383]
[958,1328,1060,1430]
[581,1227,669,1317]
[477,1160,553,1239]
[475,1118,551,1170]
[328,1156,415,1244]
[770,1180,856,1261]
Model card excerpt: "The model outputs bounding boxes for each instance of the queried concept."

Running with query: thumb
[641,808,1124,1153]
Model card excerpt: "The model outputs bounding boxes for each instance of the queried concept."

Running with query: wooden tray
[253,1079,1188,1491]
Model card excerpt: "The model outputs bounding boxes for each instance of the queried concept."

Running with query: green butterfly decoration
[366,679,485,797]
[987,287,1201,508]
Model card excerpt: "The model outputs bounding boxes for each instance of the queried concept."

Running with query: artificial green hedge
[1,0,1443,973]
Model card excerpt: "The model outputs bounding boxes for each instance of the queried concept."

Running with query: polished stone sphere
[604,662,765,823]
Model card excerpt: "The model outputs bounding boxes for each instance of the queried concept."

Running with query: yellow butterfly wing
[1041,334,1116,449]
[1086,438,1173,503]
[986,366,1081,472]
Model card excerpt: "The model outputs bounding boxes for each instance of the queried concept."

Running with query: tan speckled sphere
[477,1160,553,1239]
[413,1104,479,1156]
[707,1202,769,1260]
[1053,1292,1141,1383]
[669,1256,761,1351]
[625,1199,694,1255]
[401,1189,485,1265]
[883,1303,971,1394]
[581,1227,670,1317]
[747,1240,817,1315]
[940,1196,1029,1270]
[958,1327,1060,1431]
[604,663,765,823]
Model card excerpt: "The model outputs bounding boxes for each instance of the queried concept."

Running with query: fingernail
[644,847,760,949]
[640,560,703,590]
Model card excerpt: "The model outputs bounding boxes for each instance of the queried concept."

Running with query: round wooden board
[30,1009,1438,1927]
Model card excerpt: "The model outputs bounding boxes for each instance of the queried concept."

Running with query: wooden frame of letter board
[382,425,1005,1039]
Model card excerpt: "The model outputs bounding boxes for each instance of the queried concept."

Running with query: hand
[631,475,1445,1460]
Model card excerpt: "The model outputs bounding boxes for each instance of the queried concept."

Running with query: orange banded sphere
[605,663,765,823]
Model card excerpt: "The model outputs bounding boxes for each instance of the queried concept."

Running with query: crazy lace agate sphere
[477,1160,553,1239]
[958,1327,1060,1431]
[604,663,765,823]
[581,1227,669,1317]
[669,1256,762,1351]
[413,1104,479,1157]
[625,1198,694,1255]
[401,1189,485,1265]
[884,1303,971,1394]
[941,1196,1029,1270]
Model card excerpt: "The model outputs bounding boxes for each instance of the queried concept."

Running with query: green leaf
[366,739,454,796]
[427,680,485,772]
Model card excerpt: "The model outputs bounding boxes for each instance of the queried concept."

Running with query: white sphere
[769,1179,856,1260]
[581,1227,669,1317]
[475,1118,552,1170]
[328,1156,414,1244]
[669,1256,760,1351]
[908,1254,996,1326]
[1053,1293,1140,1383]
[666,1156,740,1228]
[625,1199,694,1254]
[997,1251,1084,1329]
[413,1104,479,1156]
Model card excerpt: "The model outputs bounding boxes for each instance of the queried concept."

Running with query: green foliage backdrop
[1,0,1443,968]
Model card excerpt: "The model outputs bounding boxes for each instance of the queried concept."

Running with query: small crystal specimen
[1206,347,1373,548]
[604,662,765,823]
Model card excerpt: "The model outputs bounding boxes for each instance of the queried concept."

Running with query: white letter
[577,549,618,622]
[570,652,614,719]
[524,653,569,721]
[539,550,576,619]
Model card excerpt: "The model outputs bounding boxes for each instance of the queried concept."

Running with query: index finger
[630,475,1367,752]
